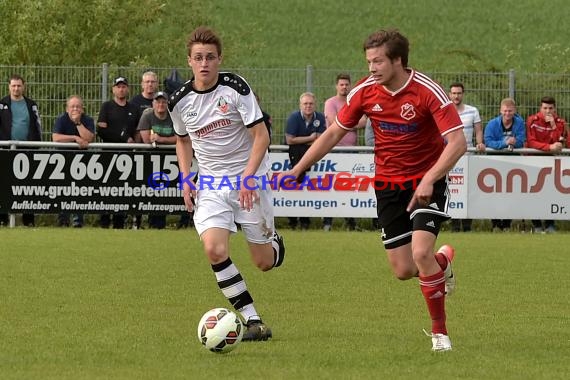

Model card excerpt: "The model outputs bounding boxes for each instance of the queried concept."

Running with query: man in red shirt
[279,29,466,351]
[526,96,567,233]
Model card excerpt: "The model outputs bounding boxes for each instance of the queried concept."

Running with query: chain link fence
[1,65,569,144]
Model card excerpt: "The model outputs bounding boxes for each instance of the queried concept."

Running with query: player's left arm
[243,121,270,178]
[425,128,467,184]
[407,128,466,211]
[241,121,270,210]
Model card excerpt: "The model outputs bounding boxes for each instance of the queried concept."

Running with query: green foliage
[2,0,570,72]
[0,0,175,65]
[1,228,569,379]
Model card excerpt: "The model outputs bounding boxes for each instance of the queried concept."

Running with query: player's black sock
[211,258,253,310]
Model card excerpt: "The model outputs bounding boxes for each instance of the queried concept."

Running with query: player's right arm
[176,134,196,212]
[279,121,346,186]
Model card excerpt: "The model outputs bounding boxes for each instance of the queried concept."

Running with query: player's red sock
[434,252,448,271]
[419,271,447,335]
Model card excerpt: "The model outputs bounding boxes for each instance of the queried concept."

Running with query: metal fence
[1,65,569,144]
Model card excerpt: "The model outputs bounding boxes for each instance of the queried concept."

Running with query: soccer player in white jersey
[169,26,285,341]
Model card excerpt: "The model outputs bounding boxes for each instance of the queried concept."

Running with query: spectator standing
[525,96,567,233]
[130,71,159,116]
[322,73,366,231]
[0,74,42,227]
[97,76,139,229]
[137,91,177,229]
[484,97,526,232]
[279,29,466,352]
[129,71,159,229]
[285,92,326,230]
[169,26,286,341]
[448,82,484,232]
[52,95,95,227]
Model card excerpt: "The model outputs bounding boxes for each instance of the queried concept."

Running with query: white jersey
[169,72,270,184]
[458,104,481,147]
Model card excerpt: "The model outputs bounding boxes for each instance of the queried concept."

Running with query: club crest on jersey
[217,96,229,114]
[400,103,416,120]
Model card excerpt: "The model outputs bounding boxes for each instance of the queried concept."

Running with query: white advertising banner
[467,155,569,219]
[270,152,377,217]
[270,153,468,218]
[269,152,569,220]
[447,155,468,218]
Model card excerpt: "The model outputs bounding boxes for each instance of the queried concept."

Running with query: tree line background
[1,0,569,73]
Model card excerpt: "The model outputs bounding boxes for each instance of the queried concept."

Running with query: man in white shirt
[449,82,484,232]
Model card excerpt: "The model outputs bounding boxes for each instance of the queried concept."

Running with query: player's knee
[253,257,273,272]
[394,268,416,280]
[203,242,228,263]
[412,246,433,263]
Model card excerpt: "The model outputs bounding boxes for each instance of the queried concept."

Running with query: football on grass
[197,308,243,353]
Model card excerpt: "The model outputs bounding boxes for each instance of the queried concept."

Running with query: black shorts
[375,177,450,249]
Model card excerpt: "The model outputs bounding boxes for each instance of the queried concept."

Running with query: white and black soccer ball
[197,308,243,353]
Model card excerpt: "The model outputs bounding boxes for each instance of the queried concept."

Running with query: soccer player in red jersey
[278,29,466,351]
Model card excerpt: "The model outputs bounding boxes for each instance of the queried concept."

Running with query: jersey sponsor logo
[194,119,232,137]
[372,103,383,112]
[400,102,416,120]
[426,220,435,228]
[428,202,439,210]
[379,121,418,134]
[216,96,229,114]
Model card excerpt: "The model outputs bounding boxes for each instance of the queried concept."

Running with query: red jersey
[525,112,567,151]
[336,69,463,179]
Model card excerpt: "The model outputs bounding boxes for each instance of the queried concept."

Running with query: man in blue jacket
[483,97,525,231]
[484,97,525,151]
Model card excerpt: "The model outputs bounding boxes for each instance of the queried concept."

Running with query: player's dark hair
[187,26,222,56]
[363,29,409,67]
[540,96,556,106]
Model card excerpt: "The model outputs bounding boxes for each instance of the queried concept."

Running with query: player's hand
[239,188,258,211]
[276,170,302,190]
[406,181,434,212]
[239,176,259,211]
[183,188,196,212]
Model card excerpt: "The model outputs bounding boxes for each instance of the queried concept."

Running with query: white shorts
[193,179,275,244]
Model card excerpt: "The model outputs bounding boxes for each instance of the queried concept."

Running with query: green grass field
[1,228,569,380]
